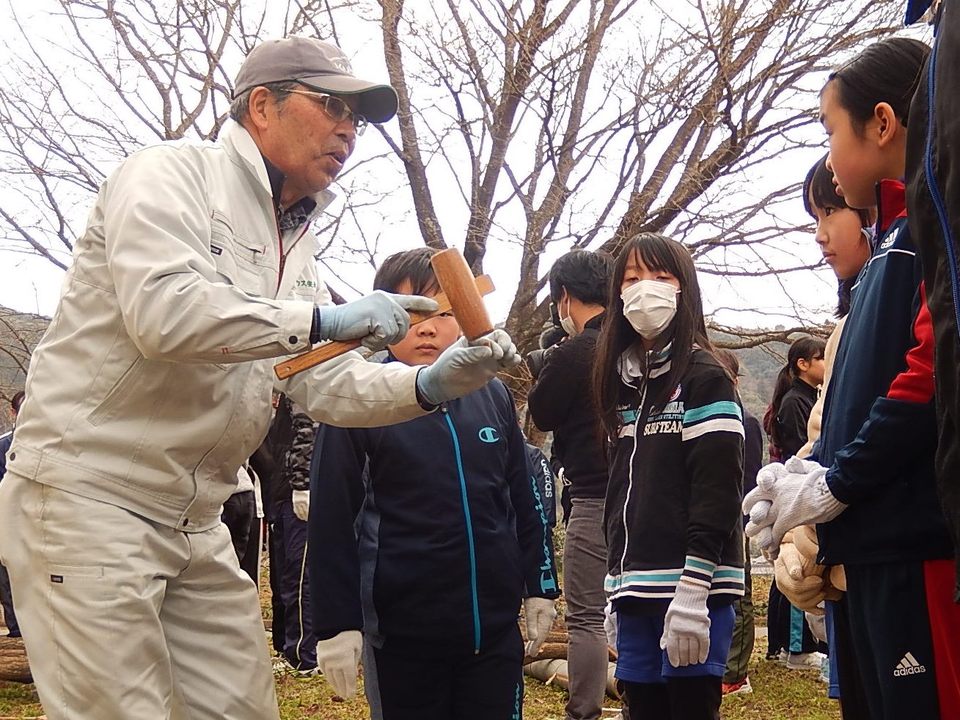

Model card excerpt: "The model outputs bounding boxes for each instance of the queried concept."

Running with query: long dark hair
[802,154,872,317]
[763,336,826,457]
[593,233,719,439]
[826,38,930,135]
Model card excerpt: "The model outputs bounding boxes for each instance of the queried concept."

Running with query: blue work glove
[415,329,520,406]
[312,292,438,351]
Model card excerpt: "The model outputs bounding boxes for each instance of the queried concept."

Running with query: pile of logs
[0,636,32,684]
[520,618,622,701]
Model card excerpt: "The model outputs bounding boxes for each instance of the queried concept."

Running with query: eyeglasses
[287,88,368,135]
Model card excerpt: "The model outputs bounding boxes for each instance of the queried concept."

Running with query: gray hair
[229,81,300,123]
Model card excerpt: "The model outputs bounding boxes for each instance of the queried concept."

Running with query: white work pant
[0,473,280,720]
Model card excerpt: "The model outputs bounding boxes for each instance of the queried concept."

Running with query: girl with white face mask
[592,233,745,720]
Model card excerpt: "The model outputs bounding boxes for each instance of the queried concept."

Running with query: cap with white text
[233,36,399,123]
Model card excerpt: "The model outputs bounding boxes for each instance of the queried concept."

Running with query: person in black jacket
[528,249,611,720]
[252,393,320,675]
[594,233,744,720]
[761,336,826,668]
[714,350,762,696]
[308,248,560,720]
[763,337,825,463]
[904,0,960,603]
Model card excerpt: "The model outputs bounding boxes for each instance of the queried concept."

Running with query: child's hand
[660,577,711,667]
[523,597,557,657]
[315,630,362,699]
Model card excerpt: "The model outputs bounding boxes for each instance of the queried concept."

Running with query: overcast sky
[0,1,930,331]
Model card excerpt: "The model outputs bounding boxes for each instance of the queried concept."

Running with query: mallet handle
[273,275,494,380]
[430,249,494,341]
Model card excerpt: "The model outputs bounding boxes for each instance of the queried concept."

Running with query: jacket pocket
[88,357,146,427]
[210,211,268,295]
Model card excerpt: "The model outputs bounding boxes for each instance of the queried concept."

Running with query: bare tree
[0,305,46,431]
[0,0,358,267]
[373,0,904,351]
[0,0,908,360]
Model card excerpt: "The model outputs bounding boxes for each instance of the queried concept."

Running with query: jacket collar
[218,121,336,224]
[875,178,907,236]
[790,376,819,402]
[619,341,673,384]
[584,311,605,331]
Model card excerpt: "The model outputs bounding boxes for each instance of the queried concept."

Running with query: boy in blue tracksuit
[307,248,560,720]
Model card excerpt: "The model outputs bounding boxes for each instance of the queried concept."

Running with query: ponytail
[763,336,826,460]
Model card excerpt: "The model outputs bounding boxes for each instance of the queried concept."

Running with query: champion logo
[478,426,500,443]
[893,652,927,677]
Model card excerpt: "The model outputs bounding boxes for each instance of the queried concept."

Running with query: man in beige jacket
[0,37,517,720]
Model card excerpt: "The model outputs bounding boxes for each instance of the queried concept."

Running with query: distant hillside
[0,306,47,433]
[711,327,833,436]
[0,305,819,437]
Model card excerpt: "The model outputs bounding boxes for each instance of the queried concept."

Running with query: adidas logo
[880,227,900,249]
[893,652,927,677]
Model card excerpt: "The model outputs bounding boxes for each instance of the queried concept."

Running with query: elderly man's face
[254,89,359,206]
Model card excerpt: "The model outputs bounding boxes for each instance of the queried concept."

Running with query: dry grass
[0,560,837,719]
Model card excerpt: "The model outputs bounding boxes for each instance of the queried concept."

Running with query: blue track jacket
[814,180,953,565]
[308,375,559,657]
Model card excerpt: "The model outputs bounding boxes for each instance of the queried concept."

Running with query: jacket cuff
[680,555,716,590]
[280,300,316,353]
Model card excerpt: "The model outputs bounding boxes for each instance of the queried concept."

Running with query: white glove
[315,630,362,699]
[416,329,521,406]
[743,461,846,553]
[314,292,439,350]
[660,578,710,667]
[784,455,826,476]
[292,489,310,522]
[524,597,557,657]
[806,610,828,642]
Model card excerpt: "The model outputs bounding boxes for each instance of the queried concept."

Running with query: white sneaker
[786,651,826,671]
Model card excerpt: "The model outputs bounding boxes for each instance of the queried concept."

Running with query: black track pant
[844,561,948,720]
[622,676,721,720]
[367,625,524,720]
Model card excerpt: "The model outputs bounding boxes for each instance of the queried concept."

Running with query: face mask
[621,280,678,340]
[861,226,876,245]
[559,295,578,337]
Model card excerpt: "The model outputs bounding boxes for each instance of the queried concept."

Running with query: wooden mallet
[273,248,493,380]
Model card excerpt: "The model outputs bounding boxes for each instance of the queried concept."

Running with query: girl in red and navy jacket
[744,38,960,720]
[594,233,744,720]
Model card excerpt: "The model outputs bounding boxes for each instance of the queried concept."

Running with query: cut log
[523,659,622,700]
[0,636,32,683]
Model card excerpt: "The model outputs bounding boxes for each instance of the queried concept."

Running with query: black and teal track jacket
[604,346,745,608]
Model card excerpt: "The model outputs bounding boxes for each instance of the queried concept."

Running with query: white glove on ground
[315,292,438,350]
[743,461,846,553]
[416,329,521,406]
[315,630,362,699]
[660,578,711,667]
[524,597,557,657]
[292,489,310,522]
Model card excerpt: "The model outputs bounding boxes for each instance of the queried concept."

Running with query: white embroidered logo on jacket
[893,652,927,677]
